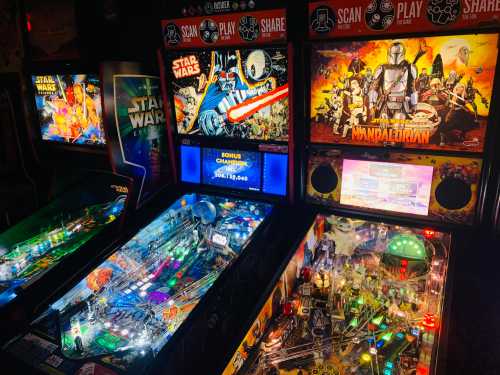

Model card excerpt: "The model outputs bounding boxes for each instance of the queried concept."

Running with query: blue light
[202,147,261,191]
[180,145,201,184]
[412,328,420,336]
[384,369,392,375]
[263,153,288,196]
[396,332,404,339]
[385,362,393,369]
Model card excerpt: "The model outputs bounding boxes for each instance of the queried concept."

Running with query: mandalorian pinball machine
[219,1,500,375]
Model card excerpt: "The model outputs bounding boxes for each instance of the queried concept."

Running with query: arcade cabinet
[0,67,134,344]
[219,2,500,375]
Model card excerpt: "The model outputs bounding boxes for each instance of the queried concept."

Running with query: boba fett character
[368,42,418,124]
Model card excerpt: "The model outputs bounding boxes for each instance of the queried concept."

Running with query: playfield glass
[47,193,272,360]
[224,214,450,375]
[0,181,127,306]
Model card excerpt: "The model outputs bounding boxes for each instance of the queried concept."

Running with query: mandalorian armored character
[197,51,273,137]
[368,42,418,125]
[465,77,489,120]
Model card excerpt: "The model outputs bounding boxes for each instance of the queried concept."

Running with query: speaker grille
[311,164,338,194]
[435,177,472,210]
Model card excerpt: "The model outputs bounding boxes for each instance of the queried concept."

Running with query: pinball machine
[0,3,302,374]
[0,65,135,344]
[218,1,500,375]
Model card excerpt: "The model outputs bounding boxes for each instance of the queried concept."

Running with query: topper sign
[309,0,500,38]
[161,8,287,49]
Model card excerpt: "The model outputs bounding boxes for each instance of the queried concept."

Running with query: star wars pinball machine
[219,1,500,375]
[0,3,301,374]
[0,64,134,344]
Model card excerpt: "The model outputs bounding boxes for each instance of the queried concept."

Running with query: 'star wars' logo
[34,76,57,95]
[128,96,165,129]
[172,55,201,79]
[111,185,129,194]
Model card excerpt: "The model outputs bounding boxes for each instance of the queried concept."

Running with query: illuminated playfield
[224,214,450,375]
[46,193,272,360]
[0,196,126,306]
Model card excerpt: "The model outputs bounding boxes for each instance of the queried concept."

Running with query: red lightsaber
[227,84,288,123]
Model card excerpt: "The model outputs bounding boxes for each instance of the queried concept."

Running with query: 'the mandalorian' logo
[365,0,395,31]
[427,0,461,26]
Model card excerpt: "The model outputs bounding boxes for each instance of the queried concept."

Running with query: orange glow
[311,34,499,119]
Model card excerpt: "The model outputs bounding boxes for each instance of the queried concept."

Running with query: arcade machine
[0,69,134,343]
[219,2,500,375]
[0,3,304,374]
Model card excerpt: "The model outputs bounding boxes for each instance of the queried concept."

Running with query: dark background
[0,0,499,373]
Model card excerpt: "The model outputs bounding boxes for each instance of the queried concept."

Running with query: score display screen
[340,159,434,216]
[32,74,106,145]
[180,145,287,196]
[203,148,261,191]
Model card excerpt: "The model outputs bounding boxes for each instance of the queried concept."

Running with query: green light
[381,332,393,341]
[96,332,122,351]
[386,234,427,261]
[371,316,384,326]
[357,296,364,305]
[350,318,359,327]
[168,278,177,287]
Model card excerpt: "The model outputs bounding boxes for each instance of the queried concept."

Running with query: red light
[26,13,32,32]
[401,259,408,267]
[421,313,437,330]
[423,229,435,238]
[283,302,293,316]
[417,365,429,375]
[300,267,312,282]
